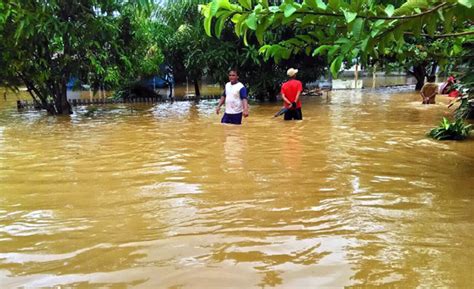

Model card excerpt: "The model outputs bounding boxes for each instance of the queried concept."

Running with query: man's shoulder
[286,79,302,84]
[234,82,245,89]
[423,82,438,88]
[283,79,302,86]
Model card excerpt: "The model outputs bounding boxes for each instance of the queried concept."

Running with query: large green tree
[0,0,160,115]
[201,0,473,85]
[157,0,326,101]
[157,0,239,98]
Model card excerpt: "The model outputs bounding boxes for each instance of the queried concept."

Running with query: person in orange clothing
[281,68,303,120]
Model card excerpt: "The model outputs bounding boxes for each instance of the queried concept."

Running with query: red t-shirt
[281,79,303,108]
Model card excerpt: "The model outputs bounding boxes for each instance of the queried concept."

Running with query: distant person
[439,75,460,98]
[216,69,249,125]
[420,76,438,104]
[439,75,456,94]
[281,68,303,120]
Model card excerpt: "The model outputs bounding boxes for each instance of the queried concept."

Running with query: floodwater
[0,87,473,288]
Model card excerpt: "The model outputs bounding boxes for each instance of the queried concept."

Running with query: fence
[17,95,221,110]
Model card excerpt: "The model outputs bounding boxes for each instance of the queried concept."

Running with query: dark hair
[228,69,239,76]
[427,75,436,82]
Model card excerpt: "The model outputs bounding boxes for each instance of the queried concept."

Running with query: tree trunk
[168,83,174,101]
[54,78,72,115]
[412,64,426,91]
[22,77,72,115]
[193,78,200,98]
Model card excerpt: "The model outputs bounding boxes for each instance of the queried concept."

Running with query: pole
[372,64,377,89]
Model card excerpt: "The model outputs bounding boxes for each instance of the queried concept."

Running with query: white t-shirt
[224,82,247,114]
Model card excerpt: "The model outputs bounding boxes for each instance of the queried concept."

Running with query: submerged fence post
[17,100,25,110]
[372,64,377,89]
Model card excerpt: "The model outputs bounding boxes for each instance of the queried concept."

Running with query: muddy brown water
[0,87,473,288]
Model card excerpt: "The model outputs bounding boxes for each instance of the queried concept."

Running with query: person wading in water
[281,68,303,120]
[216,69,249,125]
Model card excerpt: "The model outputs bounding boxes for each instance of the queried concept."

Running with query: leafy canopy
[0,0,160,114]
[201,0,474,77]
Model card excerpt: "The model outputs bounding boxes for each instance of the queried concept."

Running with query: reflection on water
[0,87,473,288]
[222,126,246,172]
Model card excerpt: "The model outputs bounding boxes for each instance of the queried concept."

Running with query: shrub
[428,117,472,140]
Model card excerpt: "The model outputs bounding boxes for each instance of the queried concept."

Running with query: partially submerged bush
[428,117,472,140]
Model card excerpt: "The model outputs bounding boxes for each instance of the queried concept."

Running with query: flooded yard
[0,87,473,288]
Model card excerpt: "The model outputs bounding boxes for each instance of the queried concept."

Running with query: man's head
[287,68,298,78]
[427,75,436,83]
[228,69,239,84]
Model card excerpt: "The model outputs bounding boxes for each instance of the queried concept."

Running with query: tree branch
[404,30,474,39]
[278,2,450,20]
[17,72,44,107]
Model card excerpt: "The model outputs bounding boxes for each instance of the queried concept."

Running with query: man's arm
[281,93,292,105]
[294,81,303,104]
[242,98,249,117]
[239,86,249,117]
[216,91,225,114]
[294,91,301,104]
[420,85,426,97]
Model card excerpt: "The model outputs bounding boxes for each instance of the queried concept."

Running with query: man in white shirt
[216,70,249,124]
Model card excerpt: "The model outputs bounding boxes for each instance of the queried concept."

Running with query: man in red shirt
[281,68,303,120]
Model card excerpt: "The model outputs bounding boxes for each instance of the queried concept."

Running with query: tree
[156,0,216,98]
[0,0,159,115]
[157,0,326,101]
[201,0,473,84]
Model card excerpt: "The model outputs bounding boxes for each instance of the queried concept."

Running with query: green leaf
[284,4,298,18]
[296,35,313,45]
[215,12,231,37]
[330,56,343,78]
[443,10,453,33]
[360,37,369,51]
[259,44,271,55]
[328,45,340,59]
[394,0,429,16]
[246,13,258,30]
[384,4,395,17]
[312,45,332,56]
[231,13,241,23]
[370,28,379,38]
[304,0,318,9]
[425,16,436,36]
[242,26,249,46]
[458,0,472,8]
[335,38,350,44]
[259,0,269,8]
[256,17,272,44]
[204,15,212,36]
[201,4,211,18]
[210,1,220,16]
[219,0,234,10]
[453,44,462,54]
[316,0,328,10]
[269,6,280,13]
[328,0,340,10]
[342,9,357,23]
[238,0,252,10]
[341,42,353,54]
[352,18,364,38]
